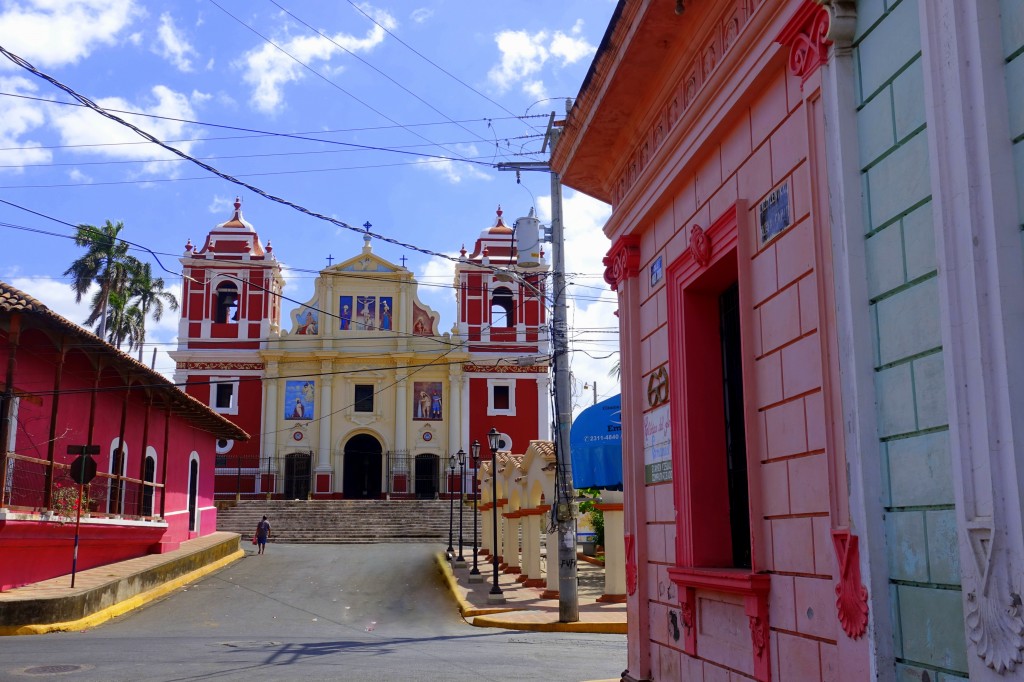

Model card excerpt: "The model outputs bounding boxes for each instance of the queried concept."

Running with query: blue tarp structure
[570,394,623,490]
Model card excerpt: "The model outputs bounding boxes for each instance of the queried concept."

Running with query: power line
[207,0,479,165]
[267,0,511,162]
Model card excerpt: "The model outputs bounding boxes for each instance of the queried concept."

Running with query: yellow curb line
[0,549,245,636]
[469,612,627,634]
[434,552,518,618]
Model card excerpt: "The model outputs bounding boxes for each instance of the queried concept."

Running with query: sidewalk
[435,550,627,634]
[0,532,242,635]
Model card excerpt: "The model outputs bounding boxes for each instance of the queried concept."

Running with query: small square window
[354,385,374,413]
[215,383,233,409]
[493,385,510,410]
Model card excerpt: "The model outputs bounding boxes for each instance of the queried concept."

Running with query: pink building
[0,281,247,592]
[555,0,1024,680]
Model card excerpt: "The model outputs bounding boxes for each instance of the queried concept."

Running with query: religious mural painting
[412,302,432,336]
[357,295,375,330]
[378,296,393,330]
[412,381,442,421]
[339,296,353,330]
[295,307,319,335]
[284,380,315,421]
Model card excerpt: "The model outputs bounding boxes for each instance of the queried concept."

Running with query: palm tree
[103,289,145,351]
[127,261,179,350]
[63,221,133,339]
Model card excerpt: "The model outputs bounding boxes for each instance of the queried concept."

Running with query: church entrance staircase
[216,499,474,544]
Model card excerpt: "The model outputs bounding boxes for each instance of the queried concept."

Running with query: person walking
[255,515,271,555]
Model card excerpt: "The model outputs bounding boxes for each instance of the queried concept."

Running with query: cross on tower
[326,254,334,266]
[400,255,408,268]
[363,221,372,232]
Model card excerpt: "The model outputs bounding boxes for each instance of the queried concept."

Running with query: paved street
[0,543,626,681]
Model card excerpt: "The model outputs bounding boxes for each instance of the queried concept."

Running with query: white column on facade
[494,499,505,563]
[461,374,471,453]
[395,370,408,454]
[317,363,332,470]
[601,490,626,598]
[537,375,551,440]
[523,511,542,584]
[263,363,279,494]
[918,1,1024,677]
[448,368,462,455]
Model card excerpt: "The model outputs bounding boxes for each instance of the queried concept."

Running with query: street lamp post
[446,453,455,557]
[487,427,505,603]
[469,440,483,582]
[454,449,467,568]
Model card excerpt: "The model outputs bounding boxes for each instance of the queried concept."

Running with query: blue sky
[0,0,620,411]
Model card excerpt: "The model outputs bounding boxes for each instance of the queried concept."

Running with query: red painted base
[540,589,559,599]
[524,578,545,588]
[597,593,628,603]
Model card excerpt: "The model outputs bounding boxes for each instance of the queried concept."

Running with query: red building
[0,281,247,592]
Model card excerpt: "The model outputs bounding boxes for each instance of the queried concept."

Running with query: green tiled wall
[854,0,967,678]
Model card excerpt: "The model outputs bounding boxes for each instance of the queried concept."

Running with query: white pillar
[263,364,278,495]
[600,490,626,598]
[395,371,407,454]
[317,370,332,472]
[503,509,518,572]
[523,511,542,584]
[461,375,470,454]
[448,369,462,454]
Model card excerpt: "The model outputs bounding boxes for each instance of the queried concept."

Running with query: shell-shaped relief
[966,590,1024,674]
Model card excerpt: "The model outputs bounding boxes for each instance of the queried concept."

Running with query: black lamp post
[446,453,455,557]
[487,427,505,603]
[469,440,482,580]
[454,449,467,567]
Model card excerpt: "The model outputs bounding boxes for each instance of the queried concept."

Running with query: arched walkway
[342,434,383,499]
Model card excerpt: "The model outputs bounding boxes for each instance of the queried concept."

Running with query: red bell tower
[459,206,551,454]
[170,198,283,492]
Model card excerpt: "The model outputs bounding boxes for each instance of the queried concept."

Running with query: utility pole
[497,107,578,622]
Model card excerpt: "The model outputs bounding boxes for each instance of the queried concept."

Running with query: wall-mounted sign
[644,404,672,483]
[292,431,304,442]
[422,431,432,442]
[759,180,792,244]
[650,256,663,287]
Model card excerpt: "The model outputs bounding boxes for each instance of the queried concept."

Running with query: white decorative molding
[918,0,1024,677]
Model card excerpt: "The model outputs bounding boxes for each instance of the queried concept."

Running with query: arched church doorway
[414,454,439,499]
[343,434,383,499]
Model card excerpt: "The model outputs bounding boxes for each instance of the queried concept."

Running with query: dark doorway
[284,452,312,499]
[188,458,199,532]
[343,435,383,499]
[415,454,439,499]
[142,455,156,517]
[719,283,751,569]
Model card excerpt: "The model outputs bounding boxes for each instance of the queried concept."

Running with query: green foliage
[578,486,605,546]
[63,221,178,351]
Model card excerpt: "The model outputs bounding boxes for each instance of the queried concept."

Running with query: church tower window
[490,286,514,328]
[354,384,374,413]
[215,282,240,323]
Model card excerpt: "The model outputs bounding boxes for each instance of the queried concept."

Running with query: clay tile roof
[0,280,248,441]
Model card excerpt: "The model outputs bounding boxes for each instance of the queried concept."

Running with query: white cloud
[0,76,52,171]
[154,13,196,72]
[410,8,432,23]
[9,276,96,329]
[416,253,458,325]
[488,21,596,97]
[127,31,142,46]
[239,4,395,113]
[0,0,140,69]
[208,195,234,214]
[414,144,493,184]
[68,168,93,183]
[48,85,204,176]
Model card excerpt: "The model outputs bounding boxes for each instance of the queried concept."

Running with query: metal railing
[2,452,163,519]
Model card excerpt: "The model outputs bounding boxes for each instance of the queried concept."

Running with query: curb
[434,552,517,618]
[0,549,244,636]
[469,612,627,634]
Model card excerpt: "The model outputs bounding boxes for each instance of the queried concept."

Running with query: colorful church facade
[171,203,550,501]
[554,0,1024,681]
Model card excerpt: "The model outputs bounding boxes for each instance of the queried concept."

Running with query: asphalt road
[0,543,627,682]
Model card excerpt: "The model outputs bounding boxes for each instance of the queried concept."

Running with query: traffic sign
[69,455,97,485]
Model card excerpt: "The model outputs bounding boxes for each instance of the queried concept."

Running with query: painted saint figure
[358,297,374,330]
[379,299,392,330]
[430,391,442,419]
[290,397,305,420]
[340,304,351,330]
